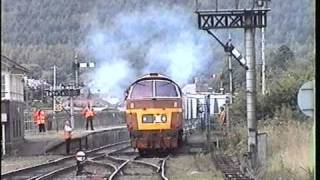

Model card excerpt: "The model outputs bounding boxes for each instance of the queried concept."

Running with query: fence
[24,110,125,136]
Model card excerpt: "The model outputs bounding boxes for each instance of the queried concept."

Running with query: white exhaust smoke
[81,5,214,98]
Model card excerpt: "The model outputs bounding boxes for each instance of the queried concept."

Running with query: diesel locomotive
[124,73,183,154]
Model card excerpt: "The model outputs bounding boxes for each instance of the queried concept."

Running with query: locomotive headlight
[143,116,147,122]
[161,115,167,122]
[130,103,134,108]
[173,102,178,107]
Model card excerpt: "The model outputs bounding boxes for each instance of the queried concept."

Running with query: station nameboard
[45,88,80,97]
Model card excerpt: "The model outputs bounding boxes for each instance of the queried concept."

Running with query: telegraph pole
[205,94,211,152]
[261,8,266,95]
[245,16,257,168]
[75,54,79,87]
[70,53,78,128]
[228,32,233,99]
[53,65,58,132]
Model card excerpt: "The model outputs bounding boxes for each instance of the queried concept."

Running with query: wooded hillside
[1,0,315,86]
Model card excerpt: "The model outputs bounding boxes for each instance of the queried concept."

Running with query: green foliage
[268,45,295,72]
[1,0,315,83]
[264,53,314,118]
[230,44,314,122]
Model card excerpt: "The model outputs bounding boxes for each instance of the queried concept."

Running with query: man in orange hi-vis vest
[82,106,96,131]
[34,109,47,133]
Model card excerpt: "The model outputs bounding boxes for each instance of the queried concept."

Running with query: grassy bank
[219,119,314,179]
[258,120,314,179]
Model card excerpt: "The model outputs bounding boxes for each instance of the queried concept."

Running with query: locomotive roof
[125,73,182,99]
[130,73,177,86]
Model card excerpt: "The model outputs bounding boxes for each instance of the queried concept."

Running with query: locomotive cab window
[130,81,153,99]
[155,81,178,97]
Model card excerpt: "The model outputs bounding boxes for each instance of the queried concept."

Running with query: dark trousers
[86,117,94,130]
[39,124,46,132]
[65,138,71,154]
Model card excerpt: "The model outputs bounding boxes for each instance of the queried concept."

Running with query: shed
[1,55,29,155]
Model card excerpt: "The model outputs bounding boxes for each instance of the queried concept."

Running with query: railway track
[2,141,169,180]
[1,141,130,180]
[213,155,253,180]
[47,146,170,179]
[107,148,169,180]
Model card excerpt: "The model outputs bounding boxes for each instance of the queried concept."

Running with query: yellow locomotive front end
[125,73,183,154]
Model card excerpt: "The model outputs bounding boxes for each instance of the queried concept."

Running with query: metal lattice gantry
[196,9,270,29]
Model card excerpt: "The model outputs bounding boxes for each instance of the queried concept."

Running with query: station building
[1,55,29,155]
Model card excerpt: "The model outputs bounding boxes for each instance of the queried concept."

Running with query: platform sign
[55,104,63,112]
[297,80,315,117]
[1,113,7,123]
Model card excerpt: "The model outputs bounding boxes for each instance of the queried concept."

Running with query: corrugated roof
[1,55,30,73]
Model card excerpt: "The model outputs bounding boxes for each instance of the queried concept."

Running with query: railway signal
[70,54,96,129]
[77,62,96,68]
[206,30,248,70]
[196,0,271,173]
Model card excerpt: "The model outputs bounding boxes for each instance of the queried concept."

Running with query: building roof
[182,83,196,94]
[1,55,29,74]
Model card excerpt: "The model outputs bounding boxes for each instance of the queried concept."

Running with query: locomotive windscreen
[130,81,153,99]
[155,81,178,97]
[129,80,180,99]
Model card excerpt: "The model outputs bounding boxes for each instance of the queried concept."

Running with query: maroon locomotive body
[124,73,183,154]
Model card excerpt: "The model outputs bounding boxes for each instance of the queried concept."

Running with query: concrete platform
[182,129,227,153]
[12,125,128,156]
[186,130,225,144]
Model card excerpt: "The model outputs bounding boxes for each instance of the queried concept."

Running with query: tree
[268,45,295,74]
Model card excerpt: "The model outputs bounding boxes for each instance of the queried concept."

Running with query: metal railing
[23,110,125,136]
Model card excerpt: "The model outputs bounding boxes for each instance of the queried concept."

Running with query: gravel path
[166,153,224,180]
[1,155,63,174]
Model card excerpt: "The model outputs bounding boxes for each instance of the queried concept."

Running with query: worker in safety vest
[34,109,47,133]
[32,108,38,124]
[82,106,96,131]
[219,106,226,126]
[64,120,72,155]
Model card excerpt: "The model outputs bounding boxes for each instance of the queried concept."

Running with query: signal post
[196,0,270,173]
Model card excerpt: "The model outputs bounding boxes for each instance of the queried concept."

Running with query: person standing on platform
[82,105,96,131]
[64,120,72,155]
[219,106,226,126]
[34,109,47,133]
